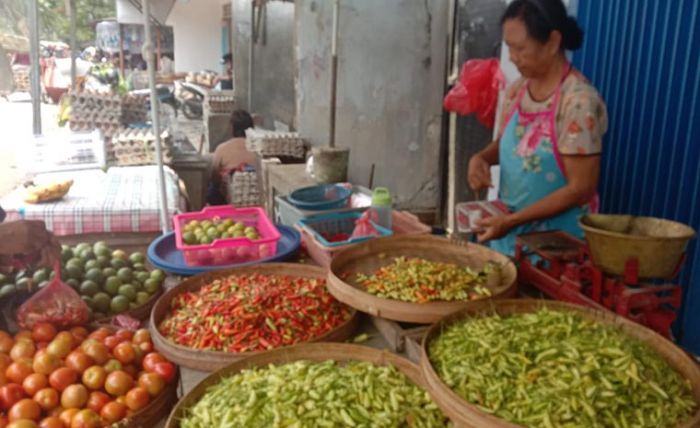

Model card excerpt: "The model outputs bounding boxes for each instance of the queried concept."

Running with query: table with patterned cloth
[0,166,185,235]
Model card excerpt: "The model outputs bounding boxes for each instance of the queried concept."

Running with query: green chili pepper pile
[180,360,450,428]
[159,274,352,353]
[356,257,497,303]
[429,308,696,428]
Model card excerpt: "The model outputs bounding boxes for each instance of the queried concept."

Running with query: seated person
[207,109,257,205]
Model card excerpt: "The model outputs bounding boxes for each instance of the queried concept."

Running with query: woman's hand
[475,214,514,243]
[0,220,61,266]
[467,154,492,191]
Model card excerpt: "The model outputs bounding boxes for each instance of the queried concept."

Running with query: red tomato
[32,388,59,412]
[153,362,176,383]
[52,333,75,350]
[64,350,93,375]
[115,330,133,342]
[6,361,33,385]
[32,352,61,376]
[104,371,133,397]
[0,332,14,354]
[31,324,56,343]
[13,332,32,343]
[58,409,78,428]
[0,384,26,411]
[141,353,165,373]
[45,337,71,360]
[124,387,149,411]
[60,384,88,410]
[37,417,63,428]
[99,401,127,425]
[0,354,13,373]
[81,366,106,391]
[87,329,111,343]
[8,399,40,422]
[21,374,47,397]
[7,420,37,428]
[132,329,151,345]
[81,342,109,366]
[34,342,48,352]
[137,341,153,354]
[86,391,111,413]
[9,342,35,363]
[137,372,165,397]
[69,409,100,428]
[0,416,7,428]
[103,359,122,373]
[103,336,121,351]
[69,327,88,343]
[113,343,136,365]
[48,368,77,392]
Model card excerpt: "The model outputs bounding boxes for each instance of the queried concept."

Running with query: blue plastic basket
[297,212,392,248]
[287,184,352,211]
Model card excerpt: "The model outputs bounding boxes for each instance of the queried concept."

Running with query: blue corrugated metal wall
[573,1,700,353]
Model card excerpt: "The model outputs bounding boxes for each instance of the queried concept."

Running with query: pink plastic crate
[173,206,281,266]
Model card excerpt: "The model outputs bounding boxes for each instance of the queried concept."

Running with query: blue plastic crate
[287,184,352,211]
[297,212,392,248]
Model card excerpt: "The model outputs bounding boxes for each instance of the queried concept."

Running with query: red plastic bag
[350,211,382,240]
[16,263,90,329]
[443,58,505,128]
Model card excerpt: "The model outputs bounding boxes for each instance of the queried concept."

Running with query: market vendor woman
[468,0,607,255]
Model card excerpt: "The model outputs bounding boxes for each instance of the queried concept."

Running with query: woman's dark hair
[501,0,583,51]
[231,109,254,137]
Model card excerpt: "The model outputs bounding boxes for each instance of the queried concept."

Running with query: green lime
[234,222,245,231]
[150,269,165,282]
[199,235,213,245]
[80,280,100,297]
[136,272,150,284]
[81,295,95,310]
[66,278,80,290]
[110,295,129,313]
[15,278,30,292]
[66,257,82,268]
[93,240,109,252]
[132,263,146,272]
[136,292,151,305]
[246,232,259,240]
[129,252,146,265]
[85,268,104,284]
[104,276,122,296]
[216,224,227,233]
[233,230,245,238]
[32,269,49,284]
[0,284,16,298]
[187,220,200,229]
[117,267,133,283]
[0,274,7,286]
[183,231,196,245]
[143,278,161,294]
[221,232,232,239]
[201,220,213,229]
[206,227,219,239]
[61,248,74,263]
[112,249,128,260]
[96,255,111,268]
[110,258,127,270]
[84,259,100,271]
[93,292,111,313]
[223,219,234,227]
[38,281,49,289]
[102,267,117,278]
[95,246,111,258]
[75,243,91,253]
[244,226,257,235]
[79,248,96,261]
[65,265,83,281]
[118,284,137,301]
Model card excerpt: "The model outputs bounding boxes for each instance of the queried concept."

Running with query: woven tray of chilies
[149,263,360,371]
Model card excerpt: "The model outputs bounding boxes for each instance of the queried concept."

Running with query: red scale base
[515,231,683,338]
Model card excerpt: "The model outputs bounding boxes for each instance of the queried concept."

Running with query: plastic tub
[173,206,281,266]
[275,185,372,226]
[297,212,393,248]
[287,184,352,211]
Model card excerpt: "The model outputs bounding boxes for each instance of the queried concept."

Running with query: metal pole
[69,0,77,90]
[247,0,255,110]
[142,0,170,233]
[28,0,42,135]
[328,0,339,148]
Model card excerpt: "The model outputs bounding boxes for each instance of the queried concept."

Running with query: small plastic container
[371,187,393,230]
[297,212,393,248]
[288,184,352,211]
[173,206,281,266]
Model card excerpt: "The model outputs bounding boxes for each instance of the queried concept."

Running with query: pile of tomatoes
[0,323,176,428]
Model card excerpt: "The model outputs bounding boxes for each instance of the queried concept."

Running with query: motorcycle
[175,81,206,120]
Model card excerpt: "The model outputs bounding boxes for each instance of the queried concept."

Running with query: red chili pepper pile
[158,273,352,353]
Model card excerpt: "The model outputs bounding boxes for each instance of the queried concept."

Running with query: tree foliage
[0,0,115,46]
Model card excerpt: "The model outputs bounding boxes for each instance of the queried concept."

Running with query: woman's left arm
[476,155,600,242]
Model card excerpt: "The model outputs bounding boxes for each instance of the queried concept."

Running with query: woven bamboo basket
[150,264,360,371]
[420,299,700,428]
[165,343,441,427]
[327,235,517,323]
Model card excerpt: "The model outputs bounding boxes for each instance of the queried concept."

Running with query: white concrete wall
[116,0,227,73]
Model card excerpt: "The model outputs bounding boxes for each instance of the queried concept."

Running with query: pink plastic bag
[350,211,382,240]
[16,263,90,329]
[443,58,505,128]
